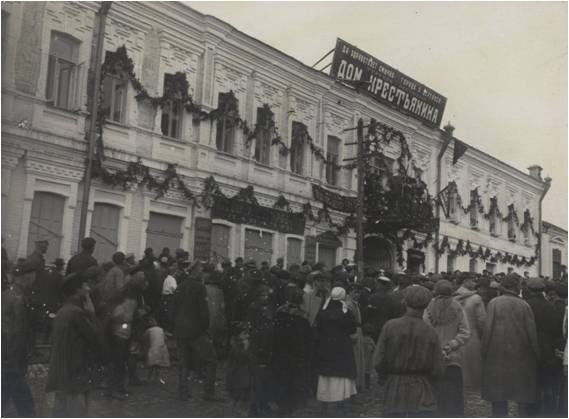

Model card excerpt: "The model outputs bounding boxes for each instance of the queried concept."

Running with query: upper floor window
[102,51,127,124]
[447,182,460,224]
[254,106,272,165]
[553,248,562,280]
[326,136,340,186]
[161,74,182,139]
[507,204,517,241]
[469,188,480,229]
[488,197,499,236]
[46,32,81,110]
[216,92,238,154]
[290,121,306,175]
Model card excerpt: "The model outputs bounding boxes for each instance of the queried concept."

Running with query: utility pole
[356,118,365,282]
[77,2,112,251]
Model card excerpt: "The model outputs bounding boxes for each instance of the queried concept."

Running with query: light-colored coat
[453,287,486,390]
[481,292,539,403]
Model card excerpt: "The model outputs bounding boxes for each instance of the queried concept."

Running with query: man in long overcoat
[481,274,539,417]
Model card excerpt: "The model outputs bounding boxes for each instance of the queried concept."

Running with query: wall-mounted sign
[313,184,357,214]
[330,38,446,128]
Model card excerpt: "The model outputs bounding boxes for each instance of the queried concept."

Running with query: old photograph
[1,1,567,417]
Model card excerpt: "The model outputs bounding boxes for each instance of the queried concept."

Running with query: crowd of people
[1,236,568,417]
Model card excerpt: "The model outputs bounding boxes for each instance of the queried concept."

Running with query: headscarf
[322,286,348,313]
[427,280,458,326]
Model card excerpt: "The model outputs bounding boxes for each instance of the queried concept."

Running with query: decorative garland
[434,235,537,267]
[91,157,197,202]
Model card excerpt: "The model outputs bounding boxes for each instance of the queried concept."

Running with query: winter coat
[481,292,539,403]
[247,297,275,365]
[373,313,444,415]
[173,277,210,340]
[45,301,105,393]
[272,304,313,410]
[205,283,227,333]
[524,292,564,372]
[314,300,357,378]
[365,289,404,341]
[65,252,97,276]
[424,296,470,368]
[453,286,486,389]
[2,284,33,375]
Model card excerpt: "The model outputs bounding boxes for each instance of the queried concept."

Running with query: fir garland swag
[434,235,537,268]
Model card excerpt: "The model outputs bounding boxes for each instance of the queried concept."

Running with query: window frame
[102,73,128,124]
[290,121,306,176]
[215,92,238,154]
[160,74,184,139]
[46,32,81,110]
[254,107,272,165]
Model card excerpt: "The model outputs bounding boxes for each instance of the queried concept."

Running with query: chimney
[527,165,543,181]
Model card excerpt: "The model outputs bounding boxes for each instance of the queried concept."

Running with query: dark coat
[481,293,539,403]
[365,289,404,341]
[247,297,275,365]
[272,305,313,410]
[314,300,357,378]
[173,277,209,340]
[525,292,564,371]
[2,284,33,375]
[45,301,105,393]
[65,252,97,276]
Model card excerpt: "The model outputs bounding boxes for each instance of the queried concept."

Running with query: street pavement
[9,362,518,418]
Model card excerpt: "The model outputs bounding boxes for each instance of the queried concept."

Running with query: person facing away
[2,266,39,417]
[45,272,105,417]
[523,277,564,417]
[424,279,471,417]
[373,284,444,417]
[453,273,486,391]
[66,237,98,276]
[481,273,539,417]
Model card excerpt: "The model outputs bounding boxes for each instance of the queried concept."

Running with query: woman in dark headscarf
[314,286,357,416]
[424,279,470,417]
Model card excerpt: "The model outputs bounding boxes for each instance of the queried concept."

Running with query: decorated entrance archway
[363,236,395,272]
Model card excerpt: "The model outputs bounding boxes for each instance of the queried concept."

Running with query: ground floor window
[146,212,183,254]
[211,224,231,262]
[287,237,302,267]
[91,203,120,263]
[486,263,496,274]
[469,258,477,273]
[446,254,455,273]
[318,245,336,270]
[27,191,65,263]
[244,228,273,266]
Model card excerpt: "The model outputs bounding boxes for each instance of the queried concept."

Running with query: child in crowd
[142,317,170,384]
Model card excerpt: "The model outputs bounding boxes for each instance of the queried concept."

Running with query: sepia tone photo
[1,1,567,417]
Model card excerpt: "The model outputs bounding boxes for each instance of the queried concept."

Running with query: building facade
[1,1,554,275]
[541,221,568,279]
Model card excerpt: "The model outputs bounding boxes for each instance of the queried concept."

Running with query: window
[287,237,302,267]
[216,92,237,153]
[318,245,336,270]
[469,189,479,229]
[448,182,460,223]
[211,224,231,261]
[488,197,499,236]
[553,249,562,280]
[469,258,477,273]
[507,205,517,241]
[244,228,273,266]
[290,121,306,175]
[101,52,127,123]
[254,107,272,165]
[160,74,183,139]
[446,254,455,273]
[27,192,65,263]
[46,32,81,110]
[146,212,183,252]
[326,136,340,185]
[486,263,496,274]
[91,203,120,263]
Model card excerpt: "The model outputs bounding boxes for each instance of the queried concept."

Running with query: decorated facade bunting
[312,184,357,213]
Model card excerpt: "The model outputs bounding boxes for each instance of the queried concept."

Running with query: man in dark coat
[66,237,97,275]
[523,277,564,416]
[46,272,105,417]
[481,274,539,417]
[365,276,404,341]
[173,263,218,401]
[1,267,38,417]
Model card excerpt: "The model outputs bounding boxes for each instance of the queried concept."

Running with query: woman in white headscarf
[314,286,358,415]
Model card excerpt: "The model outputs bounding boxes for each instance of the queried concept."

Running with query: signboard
[211,196,305,235]
[193,217,212,260]
[330,38,446,128]
[313,184,357,214]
